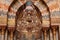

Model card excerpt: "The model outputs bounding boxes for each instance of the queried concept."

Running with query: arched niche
[15,1,42,40]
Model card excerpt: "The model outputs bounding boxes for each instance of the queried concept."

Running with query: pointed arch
[16,1,42,23]
[34,0,51,27]
[40,0,51,26]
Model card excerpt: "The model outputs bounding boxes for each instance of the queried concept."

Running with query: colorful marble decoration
[0,10,7,26]
[8,12,16,27]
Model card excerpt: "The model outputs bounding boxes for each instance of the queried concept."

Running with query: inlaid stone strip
[8,12,16,27]
[0,10,7,26]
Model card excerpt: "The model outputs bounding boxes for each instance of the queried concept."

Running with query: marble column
[59,25,60,40]
[51,25,59,40]
[42,27,49,40]
[5,30,8,40]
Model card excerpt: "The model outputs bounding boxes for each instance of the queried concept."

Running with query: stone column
[42,27,49,40]
[0,23,1,40]
[49,28,53,40]
[5,30,8,40]
[51,25,59,40]
[1,26,6,40]
[8,27,15,40]
[59,25,60,40]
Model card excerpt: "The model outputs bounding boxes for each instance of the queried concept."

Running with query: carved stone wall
[0,0,60,40]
